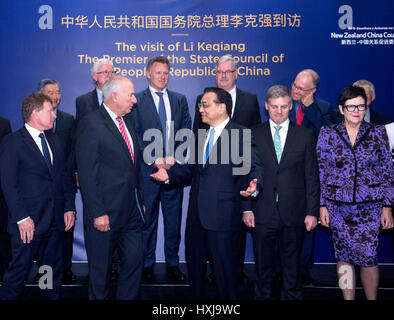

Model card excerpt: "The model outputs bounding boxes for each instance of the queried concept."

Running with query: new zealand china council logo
[332,5,394,46]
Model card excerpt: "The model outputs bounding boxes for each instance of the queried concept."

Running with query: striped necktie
[116,117,134,163]
[274,125,282,162]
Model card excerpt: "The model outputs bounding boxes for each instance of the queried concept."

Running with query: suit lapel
[21,127,52,174]
[99,106,135,165]
[232,88,243,121]
[261,122,278,164]
[143,88,162,129]
[279,122,295,165]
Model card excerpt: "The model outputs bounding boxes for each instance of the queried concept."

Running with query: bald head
[291,69,319,103]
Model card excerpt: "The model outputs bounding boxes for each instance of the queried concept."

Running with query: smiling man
[76,58,116,123]
[76,76,145,300]
[130,56,191,283]
[246,85,319,300]
[0,93,75,299]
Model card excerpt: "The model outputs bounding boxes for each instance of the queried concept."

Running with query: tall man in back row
[193,55,261,284]
[288,69,332,285]
[131,56,191,282]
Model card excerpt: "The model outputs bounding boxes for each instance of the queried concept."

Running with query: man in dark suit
[76,76,145,300]
[243,85,319,300]
[75,58,116,123]
[0,93,75,299]
[193,55,261,284]
[288,69,331,285]
[151,87,260,299]
[0,117,11,282]
[130,56,191,283]
[38,78,77,284]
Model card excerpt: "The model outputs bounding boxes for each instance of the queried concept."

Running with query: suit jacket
[130,87,191,177]
[75,89,99,124]
[75,105,145,227]
[317,121,394,207]
[193,88,261,131]
[47,109,77,193]
[0,127,75,235]
[290,97,332,138]
[0,117,11,231]
[168,120,261,231]
[251,121,320,227]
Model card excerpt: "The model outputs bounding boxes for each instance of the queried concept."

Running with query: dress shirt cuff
[17,217,30,224]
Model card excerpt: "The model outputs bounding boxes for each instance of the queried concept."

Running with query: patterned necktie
[274,125,282,162]
[204,128,215,166]
[38,133,52,170]
[296,102,303,125]
[116,117,135,163]
[155,92,167,155]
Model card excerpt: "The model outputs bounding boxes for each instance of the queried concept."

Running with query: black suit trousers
[0,222,64,300]
[185,216,238,300]
[253,205,305,300]
[84,207,144,300]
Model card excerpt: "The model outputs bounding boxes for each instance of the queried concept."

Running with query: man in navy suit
[287,69,332,285]
[193,55,262,285]
[38,78,77,284]
[76,58,116,123]
[130,56,191,283]
[0,117,11,282]
[76,76,145,300]
[245,85,319,300]
[0,93,75,299]
[151,87,261,299]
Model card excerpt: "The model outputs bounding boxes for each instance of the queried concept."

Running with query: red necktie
[296,102,303,125]
[116,117,134,163]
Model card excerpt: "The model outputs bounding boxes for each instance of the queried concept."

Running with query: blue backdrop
[1,0,393,262]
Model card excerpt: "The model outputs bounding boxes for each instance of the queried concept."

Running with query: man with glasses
[151,87,261,299]
[76,58,116,123]
[193,54,261,285]
[285,69,332,286]
[290,69,332,137]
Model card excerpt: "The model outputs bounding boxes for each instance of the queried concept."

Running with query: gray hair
[38,78,59,91]
[265,85,292,103]
[216,54,237,70]
[299,69,319,88]
[353,79,375,95]
[102,76,124,102]
[90,58,114,74]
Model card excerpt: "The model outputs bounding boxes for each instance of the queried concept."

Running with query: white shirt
[203,117,230,157]
[385,122,394,152]
[103,103,134,151]
[269,118,290,151]
[363,107,371,123]
[229,86,237,117]
[25,123,53,164]
[149,85,172,127]
[19,124,54,224]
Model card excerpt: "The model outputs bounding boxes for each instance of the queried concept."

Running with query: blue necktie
[274,125,282,162]
[39,133,52,171]
[204,128,215,166]
[155,92,167,155]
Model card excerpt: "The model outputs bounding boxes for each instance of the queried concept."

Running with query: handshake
[150,156,176,182]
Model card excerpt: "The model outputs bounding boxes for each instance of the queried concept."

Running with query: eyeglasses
[343,104,367,112]
[96,70,117,75]
[216,70,236,76]
[198,101,220,109]
[291,82,315,92]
